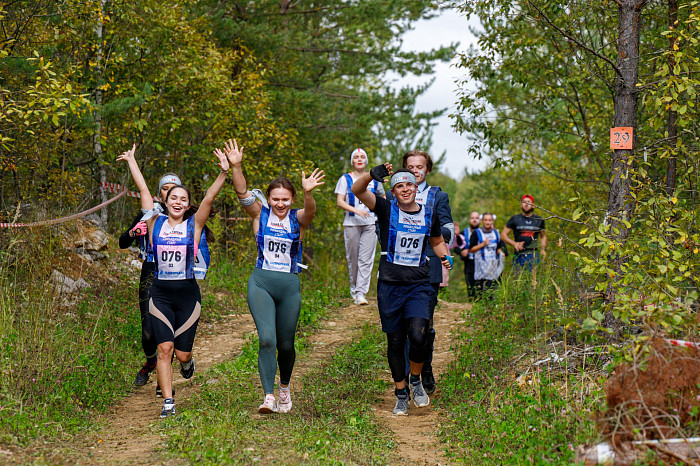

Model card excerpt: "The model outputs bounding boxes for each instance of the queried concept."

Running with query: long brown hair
[165,185,216,243]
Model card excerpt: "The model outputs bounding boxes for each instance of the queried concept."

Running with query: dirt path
[374,299,468,465]
[62,298,466,464]
[75,313,256,465]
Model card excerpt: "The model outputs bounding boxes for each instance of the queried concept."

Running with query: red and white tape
[100,182,162,202]
[665,338,700,350]
[0,190,127,228]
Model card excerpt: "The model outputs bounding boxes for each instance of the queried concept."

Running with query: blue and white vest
[344,174,379,216]
[151,215,210,280]
[385,189,436,267]
[255,207,303,273]
[474,228,500,280]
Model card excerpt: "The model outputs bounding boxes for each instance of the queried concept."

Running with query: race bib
[262,236,294,272]
[158,244,187,279]
[393,232,426,267]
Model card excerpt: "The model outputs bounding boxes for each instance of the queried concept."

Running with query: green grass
[437,264,603,464]
[163,323,395,464]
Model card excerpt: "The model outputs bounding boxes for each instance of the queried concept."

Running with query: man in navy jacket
[387,150,454,395]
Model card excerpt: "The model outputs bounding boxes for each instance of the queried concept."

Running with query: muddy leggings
[247,267,301,395]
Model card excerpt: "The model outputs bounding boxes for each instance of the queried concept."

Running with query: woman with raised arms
[220,139,324,414]
[117,144,228,418]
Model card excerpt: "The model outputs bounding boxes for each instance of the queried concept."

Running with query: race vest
[474,228,501,280]
[344,174,379,216]
[138,234,154,263]
[255,207,302,273]
[415,185,440,207]
[152,215,209,280]
[385,189,436,267]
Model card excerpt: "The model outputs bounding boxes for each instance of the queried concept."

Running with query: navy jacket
[386,182,453,284]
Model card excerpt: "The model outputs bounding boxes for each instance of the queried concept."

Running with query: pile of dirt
[604,337,700,444]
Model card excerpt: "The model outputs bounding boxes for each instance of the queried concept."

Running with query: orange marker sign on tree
[610,127,633,150]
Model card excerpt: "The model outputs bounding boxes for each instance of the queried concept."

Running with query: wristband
[370,164,390,182]
[441,255,454,268]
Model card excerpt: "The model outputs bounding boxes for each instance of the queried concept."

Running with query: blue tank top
[255,207,302,273]
[385,189,436,267]
[152,215,210,280]
[343,174,379,216]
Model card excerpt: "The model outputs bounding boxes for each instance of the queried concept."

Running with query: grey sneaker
[392,395,409,415]
[410,380,430,407]
[160,397,176,418]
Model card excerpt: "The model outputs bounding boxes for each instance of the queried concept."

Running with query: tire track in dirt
[74,313,256,465]
[374,299,468,465]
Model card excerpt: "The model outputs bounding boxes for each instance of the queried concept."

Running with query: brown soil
[374,299,468,465]
[604,337,700,444]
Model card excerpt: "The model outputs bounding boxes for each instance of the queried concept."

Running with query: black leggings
[387,317,430,383]
[149,278,201,352]
[138,262,157,359]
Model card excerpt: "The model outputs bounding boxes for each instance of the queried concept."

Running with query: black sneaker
[155,385,175,397]
[160,397,175,418]
[421,369,436,396]
[134,362,156,386]
[180,358,195,379]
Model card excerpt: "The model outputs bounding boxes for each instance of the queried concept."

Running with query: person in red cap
[501,194,547,270]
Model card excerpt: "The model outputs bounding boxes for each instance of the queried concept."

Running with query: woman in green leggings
[221,139,325,413]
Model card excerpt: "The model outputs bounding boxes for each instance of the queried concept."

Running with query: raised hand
[301,168,325,193]
[213,147,230,172]
[222,139,244,166]
[116,143,137,163]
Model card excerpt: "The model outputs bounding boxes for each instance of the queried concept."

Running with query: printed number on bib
[262,237,293,272]
[159,244,187,277]
[393,232,425,267]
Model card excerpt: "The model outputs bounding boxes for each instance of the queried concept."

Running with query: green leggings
[247,267,301,394]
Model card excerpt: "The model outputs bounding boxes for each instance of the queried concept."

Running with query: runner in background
[118,143,226,418]
[501,195,547,271]
[226,140,325,414]
[468,212,503,295]
[453,211,480,298]
[119,174,180,392]
[334,148,385,305]
[352,164,452,415]
[439,221,459,291]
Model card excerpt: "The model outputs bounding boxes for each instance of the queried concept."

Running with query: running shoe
[258,394,277,414]
[180,358,195,379]
[354,296,369,305]
[392,394,409,415]
[410,379,430,407]
[421,369,436,396]
[155,385,175,398]
[277,387,292,413]
[134,361,156,386]
[160,397,175,418]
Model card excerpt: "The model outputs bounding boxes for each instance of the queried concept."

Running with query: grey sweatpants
[343,224,377,298]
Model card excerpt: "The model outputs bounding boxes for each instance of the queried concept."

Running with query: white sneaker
[258,394,277,414]
[356,296,369,305]
[277,387,292,413]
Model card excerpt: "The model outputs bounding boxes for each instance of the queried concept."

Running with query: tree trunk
[94,0,108,227]
[666,0,678,195]
[604,0,645,314]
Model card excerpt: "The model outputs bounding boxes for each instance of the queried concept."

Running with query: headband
[159,174,182,192]
[390,172,417,189]
[350,148,368,164]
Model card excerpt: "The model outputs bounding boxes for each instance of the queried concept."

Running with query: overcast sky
[391,8,486,179]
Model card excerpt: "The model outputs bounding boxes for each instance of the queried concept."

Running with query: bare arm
[501,226,524,252]
[336,193,370,218]
[429,236,452,269]
[297,168,326,227]
[117,144,154,212]
[221,139,261,220]
[539,230,548,259]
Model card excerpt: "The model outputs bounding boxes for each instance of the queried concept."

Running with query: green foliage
[439,268,601,463]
